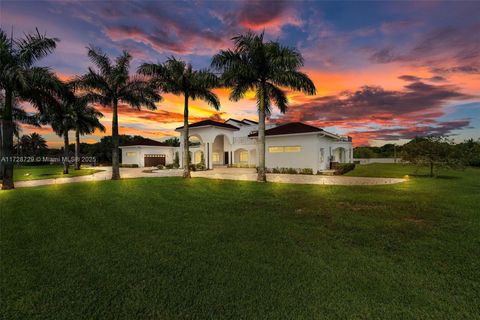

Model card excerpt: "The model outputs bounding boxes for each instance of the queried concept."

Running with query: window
[284,146,302,153]
[240,151,248,162]
[126,152,137,157]
[212,152,220,162]
[268,146,302,153]
[268,146,284,153]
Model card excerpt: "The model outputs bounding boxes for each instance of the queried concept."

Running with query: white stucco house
[119,138,177,167]
[121,119,353,173]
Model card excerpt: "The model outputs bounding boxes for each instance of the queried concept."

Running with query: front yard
[1,164,479,319]
[5,165,103,182]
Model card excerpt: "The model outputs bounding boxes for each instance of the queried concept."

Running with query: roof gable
[121,138,172,147]
[176,119,239,131]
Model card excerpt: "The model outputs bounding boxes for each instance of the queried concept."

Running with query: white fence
[354,158,404,164]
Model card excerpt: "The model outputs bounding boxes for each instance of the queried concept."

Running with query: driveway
[192,168,404,185]
[10,167,183,189]
[7,167,404,189]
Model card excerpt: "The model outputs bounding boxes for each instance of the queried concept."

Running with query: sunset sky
[1,0,479,147]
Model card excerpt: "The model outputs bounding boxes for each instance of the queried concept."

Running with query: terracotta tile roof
[121,138,172,147]
[225,118,249,126]
[176,119,239,130]
[248,122,323,137]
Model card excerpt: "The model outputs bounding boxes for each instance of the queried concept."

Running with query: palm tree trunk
[183,93,191,178]
[63,131,69,174]
[257,84,267,182]
[0,117,4,181]
[111,99,120,180]
[430,161,434,177]
[1,89,15,190]
[75,128,81,170]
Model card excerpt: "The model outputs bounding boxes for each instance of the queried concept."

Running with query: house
[119,138,177,167]
[174,119,353,173]
[120,119,353,172]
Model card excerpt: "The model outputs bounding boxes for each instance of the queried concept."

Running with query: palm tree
[0,27,59,189]
[71,97,105,170]
[43,85,76,174]
[28,133,47,156]
[75,46,161,179]
[138,57,220,178]
[211,32,316,182]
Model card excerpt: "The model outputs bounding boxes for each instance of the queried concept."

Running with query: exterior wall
[264,134,320,172]
[120,146,177,167]
[178,122,353,172]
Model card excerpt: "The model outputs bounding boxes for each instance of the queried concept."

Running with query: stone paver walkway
[5,167,404,189]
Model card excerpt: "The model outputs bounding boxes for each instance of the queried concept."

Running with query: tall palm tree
[43,85,76,174]
[75,46,161,179]
[72,97,105,170]
[211,32,316,182]
[0,95,41,179]
[138,57,220,178]
[0,27,60,189]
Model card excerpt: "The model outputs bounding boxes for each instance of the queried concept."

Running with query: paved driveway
[7,167,404,189]
[192,168,405,185]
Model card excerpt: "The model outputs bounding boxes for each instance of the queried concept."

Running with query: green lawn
[1,165,479,319]
[6,165,103,182]
[346,163,441,178]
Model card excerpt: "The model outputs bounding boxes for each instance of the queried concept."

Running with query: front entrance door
[144,154,166,167]
[224,152,229,165]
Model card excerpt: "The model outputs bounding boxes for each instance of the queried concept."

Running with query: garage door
[144,154,166,167]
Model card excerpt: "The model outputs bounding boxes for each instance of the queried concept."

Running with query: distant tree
[211,32,316,181]
[76,46,161,180]
[0,27,60,189]
[456,138,480,167]
[402,136,462,177]
[14,132,47,156]
[29,132,47,156]
[139,57,220,178]
[353,147,375,158]
[163,136,180,147]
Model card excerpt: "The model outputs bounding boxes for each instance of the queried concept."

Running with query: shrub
[165,163,175,169]
[300,168,313,175]
[196,163,206,171]
[189,164,197,171]
[156,164,165,170]
[334,163,355,175]
[119,164,139,168]
[229,163,254,168]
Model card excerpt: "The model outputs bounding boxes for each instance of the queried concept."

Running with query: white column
[207,142,213,169]
[179,140,184,168]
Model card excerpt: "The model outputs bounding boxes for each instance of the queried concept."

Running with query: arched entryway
[212,134,231,167]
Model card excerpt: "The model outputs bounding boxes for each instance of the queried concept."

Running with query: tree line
[1,29,316,189]
[355,138,480,176]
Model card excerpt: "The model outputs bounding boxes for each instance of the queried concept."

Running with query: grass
[1,164,479,319]
[5,165,103,182]
[346,163,455,178]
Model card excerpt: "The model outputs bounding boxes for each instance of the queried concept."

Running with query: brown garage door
[144,154,166,167]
